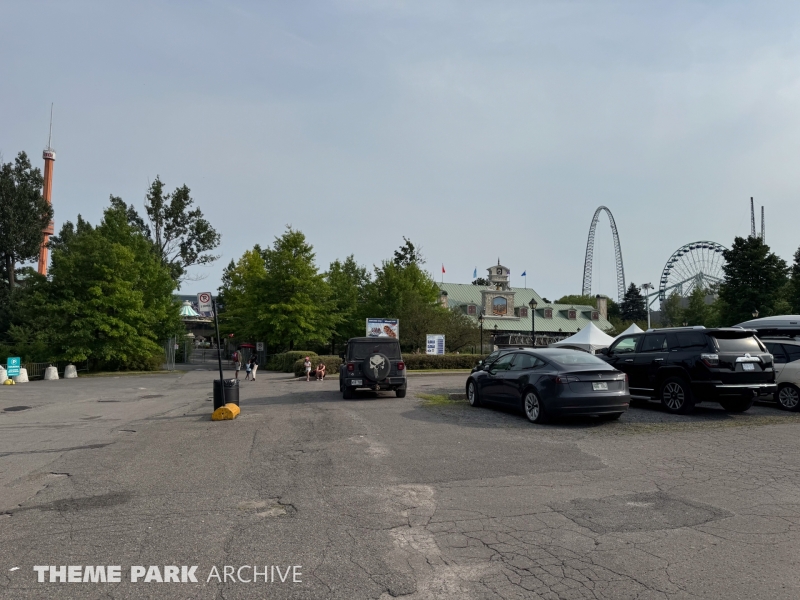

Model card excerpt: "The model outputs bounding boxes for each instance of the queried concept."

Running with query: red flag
[442,264,446,274]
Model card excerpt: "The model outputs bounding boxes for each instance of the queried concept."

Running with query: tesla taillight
[347,363,355,372]
[700,353,719,367]
[556,375,579,384]
[397,361,405,371]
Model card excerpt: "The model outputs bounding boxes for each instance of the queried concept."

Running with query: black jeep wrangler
[599,326,776,414]
[339,337,407,399]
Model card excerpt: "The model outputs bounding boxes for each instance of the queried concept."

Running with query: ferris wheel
[658,241,727,301]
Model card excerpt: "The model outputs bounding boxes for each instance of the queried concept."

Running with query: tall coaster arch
[658,241,727,301]
[581,206,626,301]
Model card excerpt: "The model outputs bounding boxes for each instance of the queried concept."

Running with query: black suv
[598,327,776,414]
[339,337,407,399]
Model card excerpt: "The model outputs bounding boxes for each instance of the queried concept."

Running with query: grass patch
[79,370,183,378]
[603,413,800,436]
[418,393,467,406]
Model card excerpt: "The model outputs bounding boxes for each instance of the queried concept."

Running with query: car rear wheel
[395,388,407,398]
[659,377,694,414]
[343,386,354,400]
[467,381,481,407]
[720,397,754,412]
[523,390,547,423]
[777,384,800,411]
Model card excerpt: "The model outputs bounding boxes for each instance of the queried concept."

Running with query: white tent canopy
[548,322,616,354]
[615,323,644,338]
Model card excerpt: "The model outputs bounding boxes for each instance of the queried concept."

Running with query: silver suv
[760,337,800,411]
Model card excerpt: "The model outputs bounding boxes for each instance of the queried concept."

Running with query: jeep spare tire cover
[363,353,391,381]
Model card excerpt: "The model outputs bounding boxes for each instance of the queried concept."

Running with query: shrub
[293,355,343,378]
[266,351,318,372]
[402,354,481,370]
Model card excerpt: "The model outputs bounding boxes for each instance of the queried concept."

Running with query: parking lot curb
[211,403,241,421]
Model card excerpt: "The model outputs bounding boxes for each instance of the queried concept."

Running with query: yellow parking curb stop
[211,403,241,421]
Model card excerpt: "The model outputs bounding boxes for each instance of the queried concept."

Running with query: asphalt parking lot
[2,370,800,599]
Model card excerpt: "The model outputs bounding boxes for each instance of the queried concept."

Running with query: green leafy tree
[327,255,371,342]
[718,236,788,325]
[259,227,339,350]
[682,287,709,326]
[141,176,221,284]
[789,246,800,314]
[15,199,182,368]
[660,291,684,327]
[217,247,268,342]
[619,283,647,322]
[556,294,620,318]
[0,152,53,289]
[393,237,425,267]
[471,277,489,286]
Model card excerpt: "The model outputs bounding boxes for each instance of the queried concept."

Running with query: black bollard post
[213,298,226,404]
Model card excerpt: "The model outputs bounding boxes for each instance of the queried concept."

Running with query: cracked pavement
[1,371,800,599]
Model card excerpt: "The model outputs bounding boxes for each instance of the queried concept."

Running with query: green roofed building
[438,261,612,346]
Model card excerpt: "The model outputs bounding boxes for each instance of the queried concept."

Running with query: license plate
[350,379,362,386]
[592,382,608,391]
[742,364,754,371]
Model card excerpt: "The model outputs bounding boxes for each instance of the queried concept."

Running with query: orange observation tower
[37,106,56,276]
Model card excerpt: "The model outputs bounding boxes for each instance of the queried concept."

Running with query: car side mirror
[482,363,491,371]
[599,348,609,356]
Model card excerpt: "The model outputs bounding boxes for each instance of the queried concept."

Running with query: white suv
[761,337,800,410]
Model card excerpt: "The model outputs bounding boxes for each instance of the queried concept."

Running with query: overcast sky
[3,1,800,301]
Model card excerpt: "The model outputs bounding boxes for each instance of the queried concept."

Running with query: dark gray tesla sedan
[466,348,630,423]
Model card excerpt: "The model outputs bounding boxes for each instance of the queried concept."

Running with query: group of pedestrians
[303,356,327,381]
[232,350,259,381]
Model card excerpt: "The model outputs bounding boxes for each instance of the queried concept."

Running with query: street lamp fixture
[752,309,759,318]
[528,298,538,347]
[641,282,653,329]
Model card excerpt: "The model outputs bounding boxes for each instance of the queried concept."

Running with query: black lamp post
[528,298,538,347]
[493,324,498,349]
[478,311,484,356]
[752,309,759,318]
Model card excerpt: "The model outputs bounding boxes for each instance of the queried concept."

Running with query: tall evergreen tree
[789,246,800,314]
[718,236,788,325]
[660,291,684,327]
[620,283,647,322]
[682,287,709,326]
[327,255,371,342]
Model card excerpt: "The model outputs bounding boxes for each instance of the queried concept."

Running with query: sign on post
[197,292,213,313]
[366,318,399,339]
[426,335,445,355]
[6,357,21,377]
[256,342,264,352]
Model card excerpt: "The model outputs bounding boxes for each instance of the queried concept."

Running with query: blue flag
[521,270,527,277]
[473,267,477,278]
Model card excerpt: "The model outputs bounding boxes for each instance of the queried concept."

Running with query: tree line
[0,152,220,368]
[218,234,479,354]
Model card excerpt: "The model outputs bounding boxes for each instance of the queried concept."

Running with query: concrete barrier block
[0,369,6,384]
[44,366,59,380]
[64,364,78,379]
[13,368,29,383]
[211,403,241,421]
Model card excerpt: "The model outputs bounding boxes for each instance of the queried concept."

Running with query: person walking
[244,357,253,381]
[232,350,241,380]
[250,355,259,381]
[303,356,312,381]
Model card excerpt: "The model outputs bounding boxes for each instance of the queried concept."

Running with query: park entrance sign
[6,357,21,377]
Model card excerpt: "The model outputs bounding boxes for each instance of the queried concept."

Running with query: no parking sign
[197,292,213,313]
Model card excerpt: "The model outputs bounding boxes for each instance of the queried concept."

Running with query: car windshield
[546,351,610,367]
[712,336,763,354]
[350,342,401,360]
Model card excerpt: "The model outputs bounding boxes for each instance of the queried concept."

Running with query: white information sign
[426,334,445,355]
[366,318,399,339]
[197,292,213,313]
[256,342,264,351]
